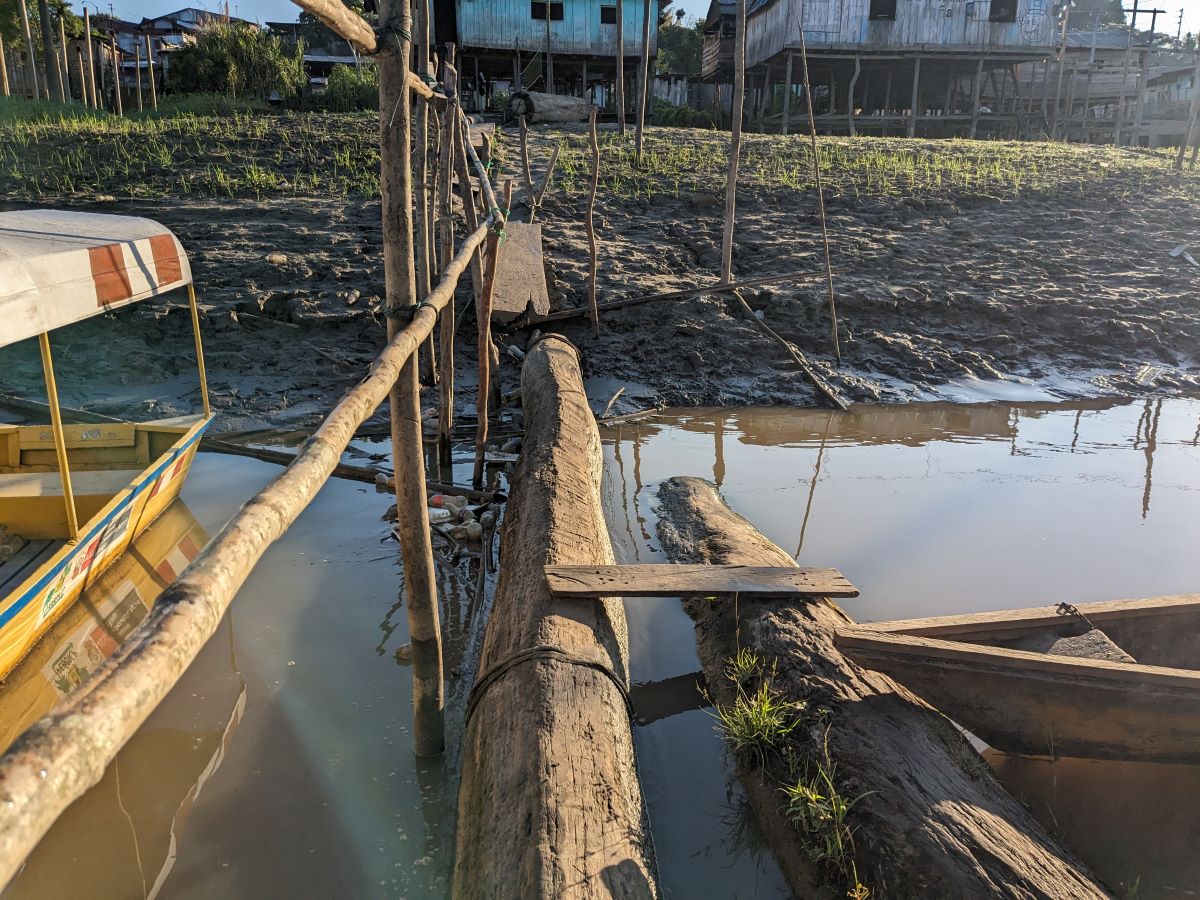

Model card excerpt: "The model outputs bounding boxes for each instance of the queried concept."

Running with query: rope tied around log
[464,645,635,730]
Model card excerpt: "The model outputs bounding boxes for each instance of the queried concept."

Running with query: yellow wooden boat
[0,210,212,681]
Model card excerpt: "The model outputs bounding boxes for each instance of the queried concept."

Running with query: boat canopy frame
[0,210,211,542]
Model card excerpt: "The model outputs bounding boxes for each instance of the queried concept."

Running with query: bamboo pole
[635,0,651,160]
[454,113,485,303]
[585,107,601,333]
[0,36,9,98]
[797,10,842,364]
[378,0,444,758]
[719,0,746,283]
[615,0,625,133]
[83,8,96,107]
[144,34,156,111]
[438,59,459,468]
[17,0,38,99]
[0,221,488,890]
[473,180,512,488]
[110,40,122,115]
[134,43,143,111]
[36,0,61,102]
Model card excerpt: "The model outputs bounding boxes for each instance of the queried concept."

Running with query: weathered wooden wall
[745,0,1057,69]
[456,0,659,57]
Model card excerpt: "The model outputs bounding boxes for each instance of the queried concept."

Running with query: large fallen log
[654,475,1109,899]
[509,90,591,123]
[453,335,656,898]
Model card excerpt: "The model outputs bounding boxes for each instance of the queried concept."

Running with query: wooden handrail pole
[437,58,459,468]
[473,180,512,488]
[378,0,444,757]
[288,0,377,52]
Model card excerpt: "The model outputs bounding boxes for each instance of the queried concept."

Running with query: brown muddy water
[0,449,489,900]
[602,398,1200,900]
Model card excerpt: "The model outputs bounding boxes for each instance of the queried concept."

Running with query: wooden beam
[545,564,859,599]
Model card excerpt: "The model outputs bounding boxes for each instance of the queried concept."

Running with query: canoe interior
[0,416,203,540]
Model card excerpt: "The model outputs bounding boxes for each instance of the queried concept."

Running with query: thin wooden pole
[635,0,651,159]
[36,0,62,101]
[84,8,97,107]
[1050,3,1069,138]
[378,0,444,758]
[0,36,10,98]
[1132,47,1149,146]
[135,43,143,111]
[586,107,601,333]
[544,0,553,92]
[57,15,69,102]
[781,49,793,135]
[414,0,435,387]
[74,46,87,107]
[453,111,485,311]
[438,58,459,468]
[1113,39,1132,144]
[969,58,983,138]
[1009,64,1026,137]
[1063,58,1077,136]
[615,0,626,133]
[847,55,861,136]
[473,180,512,487]
[719,0,746,283]
[907,56,921,138]
[1174,51,1200,170]
[187,284,211,418]
[37,333,79,541]
[17,0,38,99]
[110,40,122,115]
[797,11,842,364]
[519,115,535,211]
[144,34,157,111]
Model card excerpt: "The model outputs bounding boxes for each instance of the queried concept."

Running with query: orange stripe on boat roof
[88,244,133,307]
[149,233,182,286]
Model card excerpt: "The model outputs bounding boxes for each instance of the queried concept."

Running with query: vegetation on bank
[2,98,1197,204]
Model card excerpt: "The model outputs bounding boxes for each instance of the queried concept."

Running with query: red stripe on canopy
[149,233,183,286]
[88,244,133,307]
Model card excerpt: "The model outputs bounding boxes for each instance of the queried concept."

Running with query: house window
[531,1,564,20]
[869,0,897,20]
[989,0,1018,23]
[601,5,616,24]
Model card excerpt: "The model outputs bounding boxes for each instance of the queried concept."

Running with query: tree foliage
[657,14,703,75]
[316,63,377,111]
[168,23,306,100]
[1067,0,1126,28]
[0,0,80,55]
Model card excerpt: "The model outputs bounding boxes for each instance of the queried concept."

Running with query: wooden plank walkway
[544,564,859,599]
[491,222,550,323]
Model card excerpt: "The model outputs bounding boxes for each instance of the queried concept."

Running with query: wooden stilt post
[0,37,10,98]
[635,0,651,159]
[144,34,157,111]
[615,0,626,133]
[1062,58,1077,138]
[581,58,588,99]
[585,107,601,333]
[943,62,953,116]
[84,9,97,107]
[1009,63,1026,138]
[438,57,458,468]
[110,40,122,115]
[847,55,861,136]
[473,180,512,487]
[36,0,62,102]
[544,0,553,92]
[1174,51,1200,170]
[378,0,444,758]
[135,43,143,111]
[1050,2,1069,138]
[883,65,893,134]
[1113,39,1131,144]
[1131,47,1149,147]
[969,58,983,138]
[781,49,793,135]
[1081,61,1094,134]
[907,56,921,138]
[17,0,38,100]
[74,47,88,107]
[719,0,746,283]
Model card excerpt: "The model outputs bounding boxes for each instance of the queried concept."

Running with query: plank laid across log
[453,335,655,898]
[544,564,858,599]
[489,222,550,323]
[654,475,1107,899]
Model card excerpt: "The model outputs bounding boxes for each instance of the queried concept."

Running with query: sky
[68,0,1200,40]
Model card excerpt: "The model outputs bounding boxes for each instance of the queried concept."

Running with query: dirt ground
[3,122,1198,430]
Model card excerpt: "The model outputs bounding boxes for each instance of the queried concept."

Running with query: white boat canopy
[0,209,193,348]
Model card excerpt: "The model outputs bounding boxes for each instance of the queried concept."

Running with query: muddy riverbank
[3,122,1199,429]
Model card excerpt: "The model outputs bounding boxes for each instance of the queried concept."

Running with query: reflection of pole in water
[1141,398,1161,521]
[632,431,651,543]
[612,431,640,561]
[1070,409,1082,453]
[713,413,726,488]
[794,413,834,560]
[1192,414,1199,447]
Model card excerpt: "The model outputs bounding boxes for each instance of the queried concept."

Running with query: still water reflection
[2,452,477,899]
[603,398,1200,899]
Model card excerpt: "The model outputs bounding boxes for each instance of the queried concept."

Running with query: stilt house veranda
[703,0,1061,136]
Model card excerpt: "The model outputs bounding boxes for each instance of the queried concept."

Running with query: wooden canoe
[836,594,1200,762]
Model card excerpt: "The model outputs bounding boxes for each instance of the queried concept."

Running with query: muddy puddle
[0,450,490,900]
[602,398,1200,899]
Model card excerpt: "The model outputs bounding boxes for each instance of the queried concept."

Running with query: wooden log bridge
[653,475,1108,898]
[453,334,656,898]
[545,564,859,599]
